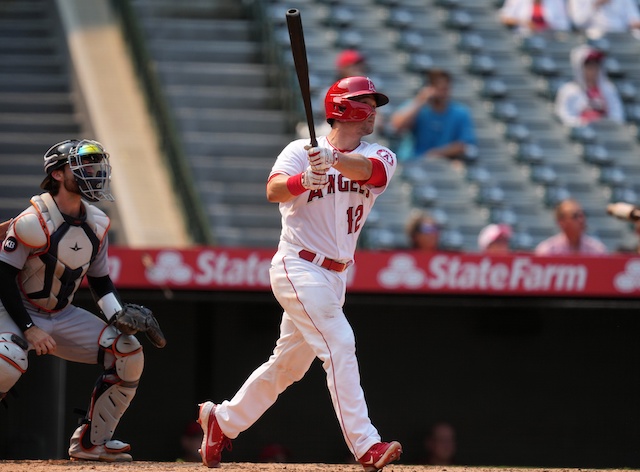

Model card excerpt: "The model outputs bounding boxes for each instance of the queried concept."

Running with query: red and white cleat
[197,401,232,468]
[358,441,403,472]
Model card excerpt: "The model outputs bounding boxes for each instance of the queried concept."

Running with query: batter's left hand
[305,145,337,171]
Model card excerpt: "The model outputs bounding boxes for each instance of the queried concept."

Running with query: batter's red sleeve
[359,158,387,187]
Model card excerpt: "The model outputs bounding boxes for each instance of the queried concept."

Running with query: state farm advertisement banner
[105,247,640,298]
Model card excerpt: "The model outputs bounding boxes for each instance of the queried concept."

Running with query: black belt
[298,250,349,272]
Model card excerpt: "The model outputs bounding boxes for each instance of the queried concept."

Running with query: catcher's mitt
[114,303,167,348]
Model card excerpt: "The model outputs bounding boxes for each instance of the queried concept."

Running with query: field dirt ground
[0,463,638,472]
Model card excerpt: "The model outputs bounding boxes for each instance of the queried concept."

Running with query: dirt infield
[0,463,637,472]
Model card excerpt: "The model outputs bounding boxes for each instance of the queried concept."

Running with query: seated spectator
[335,49,368,79]
[176,421,203,462]
[499,0,571,35]
[535,198,608,255]
[406,210,440,251]
[258,443,292,463]
[422,421,457,465]
[555,45,624,127]
[478,223,512,254]
[568,0,640,38]
[390,69,477,163]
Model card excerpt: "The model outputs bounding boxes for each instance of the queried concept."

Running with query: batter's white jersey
[269,136,397,262]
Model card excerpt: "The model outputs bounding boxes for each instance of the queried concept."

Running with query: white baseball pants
[215,243,380,459]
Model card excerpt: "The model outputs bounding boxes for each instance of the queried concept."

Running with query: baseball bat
[286,8,317,147]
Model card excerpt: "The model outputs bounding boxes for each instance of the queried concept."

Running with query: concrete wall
[2,291,640,468]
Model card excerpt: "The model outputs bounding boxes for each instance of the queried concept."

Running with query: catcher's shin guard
[0,333,28,400]
[79,326,143,448]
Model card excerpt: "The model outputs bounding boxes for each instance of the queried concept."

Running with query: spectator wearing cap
[478,223,512,254]
[499,0,571,35]
[335,49,368,78]
[390,69,477,163]
[406,210,440,251]
[568,0,640,38]
[535,198,608,255]
[554,45,624,127]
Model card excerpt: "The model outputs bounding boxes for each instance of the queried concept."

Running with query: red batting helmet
[325,76,389,123]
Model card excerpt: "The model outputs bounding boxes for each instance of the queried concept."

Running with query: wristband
[98,292,123,321]
[286,173,306,196]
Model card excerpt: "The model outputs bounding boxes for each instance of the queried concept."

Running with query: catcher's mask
[41,139,114,202]
[324,76,389,123]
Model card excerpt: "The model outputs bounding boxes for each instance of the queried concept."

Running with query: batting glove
[305,145,337,171]
[301,166,329,190]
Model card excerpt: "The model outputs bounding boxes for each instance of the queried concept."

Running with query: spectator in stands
[535,198,608,255]
[628,219,640,254]
[335,49,368,79]
[554,45,625,127]
[406,209,440,251]
[421,421,457,465]
[390,69,477,163]
[478,223,512,254]
[176,421,203,462]
[258,443,292,463]
[567,0,640,38]
[615,219,640,253]
[499,0,571,35]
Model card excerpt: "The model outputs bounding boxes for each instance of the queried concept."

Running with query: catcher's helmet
[40,139,113,202]
[324,76,389,123]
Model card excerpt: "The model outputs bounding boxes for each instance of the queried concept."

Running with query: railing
[109,0,213,245]
[246,0,304,133]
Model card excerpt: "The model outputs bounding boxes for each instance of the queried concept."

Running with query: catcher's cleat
[69,425,132,462]
[69,440,132,462]
[198,401,232,468]
[358,441,402,472]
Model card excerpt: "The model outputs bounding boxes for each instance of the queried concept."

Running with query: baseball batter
[0,139,165,462]
[197,76,402,471]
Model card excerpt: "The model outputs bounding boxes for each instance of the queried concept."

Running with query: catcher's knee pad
[99,325,144,383]
[0,333,28,396]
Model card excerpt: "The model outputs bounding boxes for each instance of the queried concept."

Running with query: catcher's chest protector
[19,193,109,311]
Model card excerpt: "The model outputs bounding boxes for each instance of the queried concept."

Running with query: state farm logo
[146,251,192,284]
[379,254,425,288]
[613,259,640,293]
[378,254,588,292]
[141,250,272,287]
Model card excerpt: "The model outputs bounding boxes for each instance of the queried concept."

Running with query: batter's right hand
[301,166,328,190]
[24,325,57,355]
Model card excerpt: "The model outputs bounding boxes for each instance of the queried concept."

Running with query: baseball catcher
[0,139,164,463]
